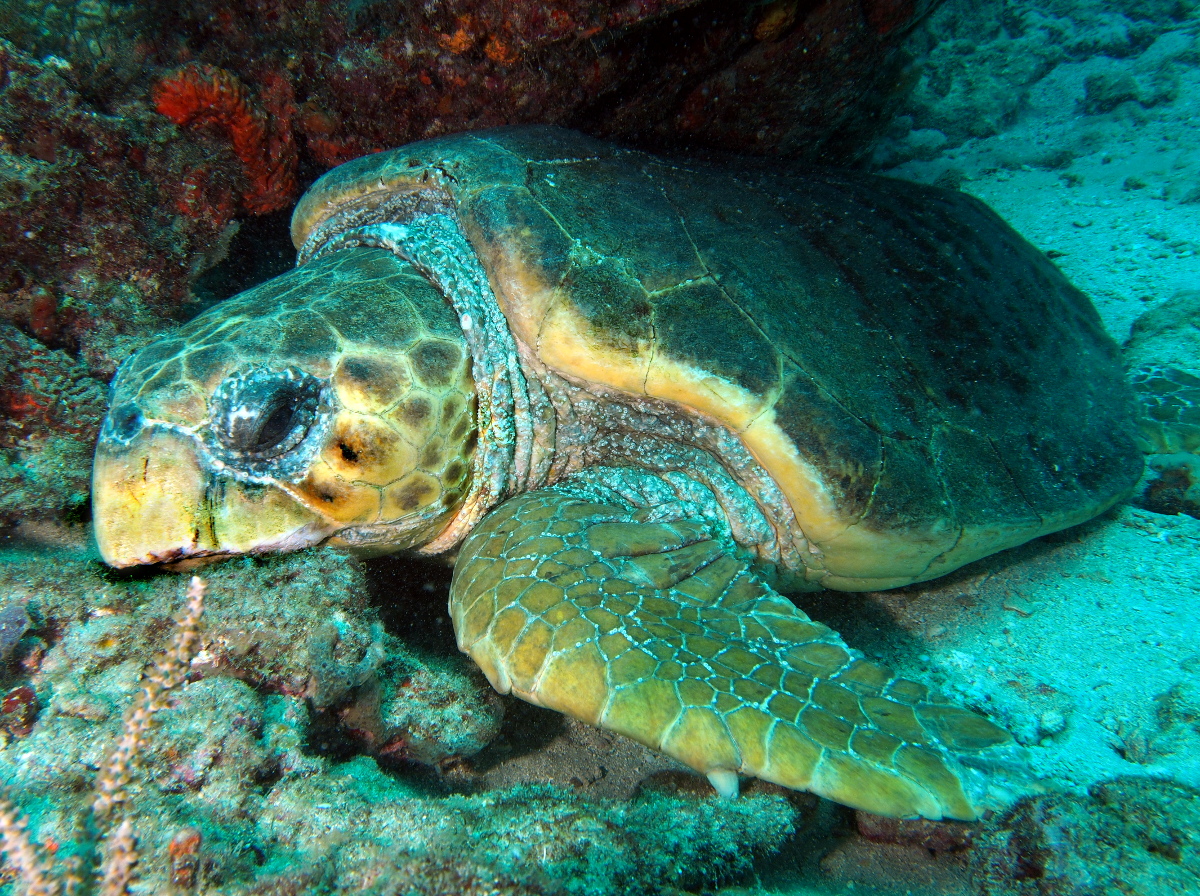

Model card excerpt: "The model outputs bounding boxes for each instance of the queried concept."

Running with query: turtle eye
[227,390,301,453]
[249,397,299,453]
[103,402,143,442]
[211,367,324,459]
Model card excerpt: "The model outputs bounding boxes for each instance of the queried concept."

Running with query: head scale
[92,247,476,567]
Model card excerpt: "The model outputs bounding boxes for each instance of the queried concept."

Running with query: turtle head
[93,247,476,568]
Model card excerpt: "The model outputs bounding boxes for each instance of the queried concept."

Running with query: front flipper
[449,469,1021,820]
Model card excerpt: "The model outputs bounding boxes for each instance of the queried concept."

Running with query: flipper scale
[450,474,1022,821]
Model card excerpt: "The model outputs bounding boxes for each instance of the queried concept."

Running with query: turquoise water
[1,1,1198,894]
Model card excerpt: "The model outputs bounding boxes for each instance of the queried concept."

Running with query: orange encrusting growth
[152,63,298,214]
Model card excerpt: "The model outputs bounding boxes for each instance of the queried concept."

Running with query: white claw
[707,769,739,799]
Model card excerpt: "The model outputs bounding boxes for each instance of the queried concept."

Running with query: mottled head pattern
[93,247,475,566]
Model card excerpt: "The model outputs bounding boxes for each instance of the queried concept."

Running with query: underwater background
[1,0,1198,894]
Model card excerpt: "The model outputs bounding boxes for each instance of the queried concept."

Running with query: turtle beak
[92,426,331,568]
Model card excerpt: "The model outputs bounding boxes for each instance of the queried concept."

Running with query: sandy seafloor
[2,0,1199,895]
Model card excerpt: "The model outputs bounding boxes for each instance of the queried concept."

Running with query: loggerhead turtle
[92,127,1142,821]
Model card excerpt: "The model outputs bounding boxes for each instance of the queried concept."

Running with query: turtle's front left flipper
[449,469,1023,821]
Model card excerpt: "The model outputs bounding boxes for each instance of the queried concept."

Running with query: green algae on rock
[258,757,797,896]
[0,549,799,894]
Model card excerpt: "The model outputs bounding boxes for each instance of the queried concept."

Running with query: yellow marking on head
[276,331,477,541]
[92,428,331,568]
[381,470,442,516]
[321,413,411,484]
[333,354,413,413]
[292,458,382,524]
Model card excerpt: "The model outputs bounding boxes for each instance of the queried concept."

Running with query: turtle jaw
[92,425,334,568]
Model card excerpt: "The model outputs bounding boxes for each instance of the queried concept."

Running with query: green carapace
[92,127,1142,821]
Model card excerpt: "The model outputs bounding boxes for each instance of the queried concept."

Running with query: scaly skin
[452,468,1017,820]
[1130,364,1200,454]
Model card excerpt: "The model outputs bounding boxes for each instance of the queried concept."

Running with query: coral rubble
[972,778,1200,895]
[0,40,238,358]
[0,324,106,527]
[0,552,799,894]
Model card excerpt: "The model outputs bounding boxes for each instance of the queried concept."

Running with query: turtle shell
[293,127,1142,590]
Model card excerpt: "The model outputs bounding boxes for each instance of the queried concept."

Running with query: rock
[1081,71,1142,114]
[971,778,1200,895]
[258,758,798,895]
[307,621,505,767]
[856,811,973,854]
[0,602,29,664]
[1136,452,1200,519]
[1125,290,1200,518]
